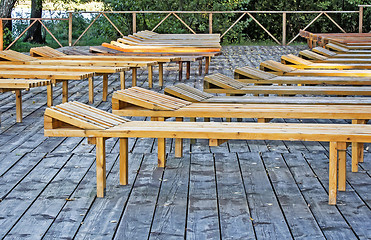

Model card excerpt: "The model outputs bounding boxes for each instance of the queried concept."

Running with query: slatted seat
[44,101,371,205]
[312,47,371,58]
[326,43,371,54]
[281,54,371,69]
[260,60,371,77]
[0,78,51,122]
[113,86,371,173]
[164,83,371,105]
[205,72,371,92]
[298,50,371,64]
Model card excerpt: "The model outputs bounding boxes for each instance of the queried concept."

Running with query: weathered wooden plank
[48,153,142,239]
[113,153,164,239]
[0,152,26,177]
[262,151,324,239]
[186,153,220,239]
[149,155,191,239]
[238,152,292,239]
[214,152,255,239]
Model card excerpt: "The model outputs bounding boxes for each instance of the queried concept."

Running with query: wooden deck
[0,45,370,239]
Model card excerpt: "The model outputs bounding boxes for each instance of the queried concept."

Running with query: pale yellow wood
[62,81,68,103]
[102,74,108,101]
[132,68,137,87]
[329,142,338,205]
[148,65,153,88]
[175,117,183,158]
[89,77,94,104]
[337,142,347,191]
[15,90,22,123]
[96,137,106,198]
[119,138,128,185]
[120,71,125,89]
[158,138,166,168]
[47,84,53,107]
[159,63,164,87]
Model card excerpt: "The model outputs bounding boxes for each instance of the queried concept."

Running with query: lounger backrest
[204,73,246,90]
[281,54,313,65]
[326,43,349,52]
[112,87,191,111]
[299,50,328,60]
[234,66,277,80]
[312,47,337,57]
[30,46,67,58]
[164,83,213,102]
[0,50,38,61]
[44,101,129,130]
[260,60,297,73]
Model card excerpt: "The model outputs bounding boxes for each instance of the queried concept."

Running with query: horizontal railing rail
[0,6,368,50]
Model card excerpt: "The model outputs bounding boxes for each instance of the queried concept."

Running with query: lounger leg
[337,142,347,191]
[62,81,68,103]
[351,119,366,172]
[102,74,108,101]
[96,137,106,197]
[158,138,166,168]
[120,71,126,90]
[205,57,210,74]
[175,117,183,158]
[89,77,94,104]
[159,63,164,87]
[190,117,196,144]
[15,90,22,123]
[132,68,137,87]
[198,59,202,76]
[47,84,53,107]
[178,61,183,81]
[119,138,128,185]
[148,65,153,88]
[329,142,338,205]
[186,61,190,80]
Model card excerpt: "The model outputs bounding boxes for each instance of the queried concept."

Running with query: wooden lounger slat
[71,101,128,123]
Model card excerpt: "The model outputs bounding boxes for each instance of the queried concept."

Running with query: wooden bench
[113,86,371,172]
[298,50,371,64]
[0,71,94,106]
[165,83,371,104]
[208,71,371,88]
[259,60,371,77]
[0,79,51,122]
[0,50,156,89]
[44,101,371,205]
[280,54,371,70]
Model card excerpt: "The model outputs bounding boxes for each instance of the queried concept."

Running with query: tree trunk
[24,0,44,43]
[0,0,18,43]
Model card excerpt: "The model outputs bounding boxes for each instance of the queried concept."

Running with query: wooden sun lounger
[260,60,371,77]
[205,73,371,92]
[326,43,371,54]
[0,71,94,106]
[0,50,157,88]
[112,86,371,173]
[44,101,371,205]
[298,50,371,64]
[164,83,371,105]
[0,79,51,123]
[280,54,371,69]
[311,47,371,59]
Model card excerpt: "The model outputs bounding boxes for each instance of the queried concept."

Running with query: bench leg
[102,74,108,101]
[205,56,210,74]
[132,68,137,87]
[148,65,153,88]
[47,84,53,107]
[120,71,126,90]
[158,138,166,168]
[175,117,183,158]
[337,142,347,191]
[178,61,183,81]
[15,90,22,123]
[96,137,106,197]
[89,77,94,104]
[190,117,196,144]
[119,138,128,185]
[159,63,164,87]
[198,59,202,76]
[62,81,68,103]
[186,61,190,80]
[329,142,338,205]
[351,119,367,172]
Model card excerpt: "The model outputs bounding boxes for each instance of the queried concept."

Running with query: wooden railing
[0,6,368,50]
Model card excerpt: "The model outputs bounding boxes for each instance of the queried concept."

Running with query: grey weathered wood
[262,151,325,239]
[149,155,191,239]
[186,153,220,239]
[214,152,255,239]
[238,152,292,239]
[282,152,358,239]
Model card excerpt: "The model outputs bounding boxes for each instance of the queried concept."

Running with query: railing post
[359,6,363,33]
[133,12,137,33]
[0,19,3,51]
[282,12,286,45]
[68,12,73,46]
[209,13,213,34]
